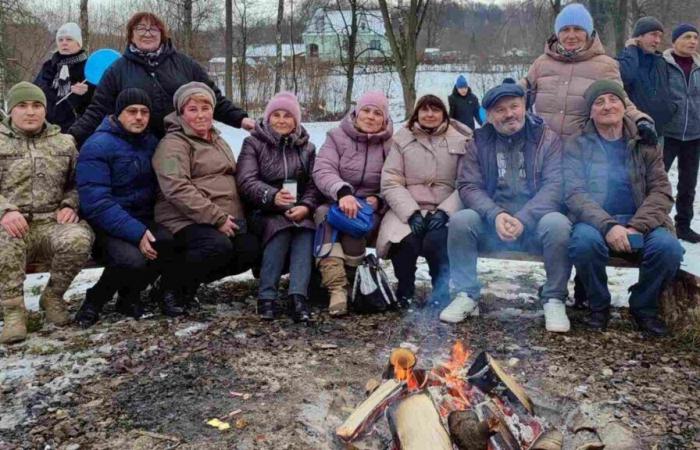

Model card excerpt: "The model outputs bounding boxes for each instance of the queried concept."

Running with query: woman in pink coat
[312,91,393,316]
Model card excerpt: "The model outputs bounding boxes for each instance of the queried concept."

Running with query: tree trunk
[274,0,284,93]
[79,0,89,50]
[289,0,297,94]
[225,0,233,99]
[342,0,359,114]
[182,0,193,55]
[614,0,628,54]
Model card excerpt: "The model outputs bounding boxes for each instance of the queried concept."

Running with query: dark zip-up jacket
[457,114,563,229]
[662,50,700,141]
[564,117,674,235]
[68,40,247,146]
[448,87,482,130]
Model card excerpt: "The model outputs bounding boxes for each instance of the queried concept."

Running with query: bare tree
[182,0,193,55]
[378,0,432,118]
[274,0,284,92]
[613,0,628,54]
[79,0,89,50]
[326,1,363,113]
[225,0,233,98]
[233,0,249,109]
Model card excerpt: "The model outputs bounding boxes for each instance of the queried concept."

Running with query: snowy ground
[15,120,700,315]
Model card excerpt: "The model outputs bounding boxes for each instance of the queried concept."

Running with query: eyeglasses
[134,26,161,36]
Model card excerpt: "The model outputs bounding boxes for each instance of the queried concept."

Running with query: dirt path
[1,277,698,450]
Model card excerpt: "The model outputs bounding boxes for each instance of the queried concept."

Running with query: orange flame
[390,348,420,390]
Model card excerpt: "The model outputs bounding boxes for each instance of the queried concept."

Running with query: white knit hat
[56,22,83,48]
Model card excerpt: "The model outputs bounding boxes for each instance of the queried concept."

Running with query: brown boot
[1,297,28,344]
[40,290,71,326]
[319,257,348,316]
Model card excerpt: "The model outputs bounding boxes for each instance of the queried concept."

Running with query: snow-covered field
[15,120,699,314]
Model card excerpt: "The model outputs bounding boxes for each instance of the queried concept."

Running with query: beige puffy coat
[376,120,472,258]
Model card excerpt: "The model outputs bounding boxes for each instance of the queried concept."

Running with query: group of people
[0,5,697,345]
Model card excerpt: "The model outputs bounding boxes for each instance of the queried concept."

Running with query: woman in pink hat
[312,91,393,316]
[237,92,322,322]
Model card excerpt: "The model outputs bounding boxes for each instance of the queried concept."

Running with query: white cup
[283,180,298,203]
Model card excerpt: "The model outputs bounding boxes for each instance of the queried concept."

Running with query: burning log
[388,393,453,450]
[468,352,534,414]
[475,400,522,450]
[335,378,406,442]
[448,410,496,450]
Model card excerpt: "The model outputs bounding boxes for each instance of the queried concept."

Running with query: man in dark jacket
[444,83,572,333]
[566,80,683,337]
[448,74,483,130]
[68,16,253,146]
[616,17,673,137]
[75,88,184,328]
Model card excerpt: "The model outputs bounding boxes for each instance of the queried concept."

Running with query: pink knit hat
[355,90,389,123]
[264,91,301,128]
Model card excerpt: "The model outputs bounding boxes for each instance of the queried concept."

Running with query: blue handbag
[313,197,375,258]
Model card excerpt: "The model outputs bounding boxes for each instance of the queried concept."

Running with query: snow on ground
[15,120,700,314]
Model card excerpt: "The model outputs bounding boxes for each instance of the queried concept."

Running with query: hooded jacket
[662,49,700,141]
[236,119,322,246]
[68,41,247,145]
[77,116,159,243]
[152,112,244,234]
[564,117,673,235]
[523,33,649,139]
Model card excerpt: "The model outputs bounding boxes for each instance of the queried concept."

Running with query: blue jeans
[569,223,683,317]
[448,209,572,300]
[259,228,314,300]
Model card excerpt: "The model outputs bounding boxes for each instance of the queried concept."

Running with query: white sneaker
[439,293,479,323]
[543,299,570,332]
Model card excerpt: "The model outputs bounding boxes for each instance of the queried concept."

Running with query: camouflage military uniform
[0,118,94,323]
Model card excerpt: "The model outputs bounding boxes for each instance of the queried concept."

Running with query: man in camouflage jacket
[0,82,93,344]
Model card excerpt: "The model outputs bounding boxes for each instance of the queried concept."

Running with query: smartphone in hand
[628,233,644,251]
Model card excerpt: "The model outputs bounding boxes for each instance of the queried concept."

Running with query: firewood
[448,410,495,450]
[486,354,534,414]
[468,352,535,415]
[532,430,563,450]
[475,400,521,450]
[336,378,405,442]
[387,393,452,450]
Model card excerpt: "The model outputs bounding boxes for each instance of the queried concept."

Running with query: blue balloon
[479,106,487,123]
[84,49,121,85]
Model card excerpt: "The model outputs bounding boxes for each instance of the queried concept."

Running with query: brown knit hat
[172,82,216,114]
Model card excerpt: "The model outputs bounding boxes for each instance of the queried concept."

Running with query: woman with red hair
[69,12,254,145]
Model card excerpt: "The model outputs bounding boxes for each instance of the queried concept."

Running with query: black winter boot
[115,291,144,319]
[75,285,112,328]
[288,295,310,323]
[258,299,276,320]
[585,309,610,331]
[161,290,185,317]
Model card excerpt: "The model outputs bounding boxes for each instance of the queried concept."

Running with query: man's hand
[495,213,522,241]
[139,230,158,260]
[274,189,296,208]
[636,119,658,146]
[285,205,310,222]
[339,195,361,219]
[70,82,88,96]
[241,117,256,131]
[1,211,29,238]
[56,207,79,224]
[217,215,240,237]
[365,196,380,211]
[606,224,632,253]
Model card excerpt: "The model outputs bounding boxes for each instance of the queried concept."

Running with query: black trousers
[91,221,176,303]
[173,224,260,289]
[389,228,449,300]
[664,137,700,229]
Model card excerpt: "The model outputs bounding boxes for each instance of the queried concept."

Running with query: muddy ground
[1,268,698,450]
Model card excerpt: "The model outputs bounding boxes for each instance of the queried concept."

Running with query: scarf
[51,52,87,98]
[555,41,585,59]
[129,44,165,68]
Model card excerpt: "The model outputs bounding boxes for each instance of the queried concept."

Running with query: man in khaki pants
[0,82,93,344]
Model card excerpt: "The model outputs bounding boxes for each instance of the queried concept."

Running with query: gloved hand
[427,209,449,230]
[408,211,426,237]
[636,120,658,146]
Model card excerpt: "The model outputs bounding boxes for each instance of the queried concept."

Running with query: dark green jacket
[563,117,673,236]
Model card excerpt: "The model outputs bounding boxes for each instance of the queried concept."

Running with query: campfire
[337,341,551,450]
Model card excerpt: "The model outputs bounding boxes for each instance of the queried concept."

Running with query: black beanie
[672,23,699,43]
[632,16,664,38]
[115,88,152,116]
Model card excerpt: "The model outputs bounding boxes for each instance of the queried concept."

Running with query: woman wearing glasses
[68,12,255,146]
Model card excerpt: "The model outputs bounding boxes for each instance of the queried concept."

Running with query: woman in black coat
[447,74,482,130]
[34,22,94,133]
[68,12,254,146]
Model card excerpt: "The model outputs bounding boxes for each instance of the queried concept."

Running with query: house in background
[302,8,391,61]
[208,44,304,74]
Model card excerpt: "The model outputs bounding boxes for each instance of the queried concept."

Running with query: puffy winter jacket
[564,117,673,236]
[313,110,394,201]
[237,119,322,246]
[448,87,482,130]
[617,40,674,135]
[523,33,649,139]
[68,41,247,146]
[663,50,700,142]
[76,116,159,244]
[34,50,95,133]
[457,114,563,229]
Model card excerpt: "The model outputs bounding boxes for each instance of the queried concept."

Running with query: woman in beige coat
[523,3,656,142]
[378,94,472,306]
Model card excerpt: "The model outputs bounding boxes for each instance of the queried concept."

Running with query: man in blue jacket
[74,88,183,327]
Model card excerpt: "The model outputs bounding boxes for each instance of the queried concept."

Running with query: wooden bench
[480,251,700,342]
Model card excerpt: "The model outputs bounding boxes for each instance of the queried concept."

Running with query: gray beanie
[633,17,664,38]
[172,82,216,114]
[56,22,83,47]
